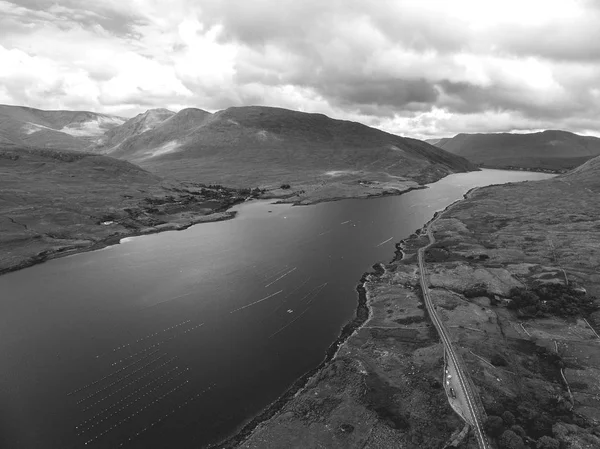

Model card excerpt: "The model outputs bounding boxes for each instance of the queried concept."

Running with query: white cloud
[1,0,600,138]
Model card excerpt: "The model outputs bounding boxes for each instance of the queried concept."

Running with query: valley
[2,102,599,449]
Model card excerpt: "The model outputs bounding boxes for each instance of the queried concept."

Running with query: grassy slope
[416,161,600,448]
[430,130,600,171]
[235,158,600,449]
[0,145,246,274]
[102,106,476,195]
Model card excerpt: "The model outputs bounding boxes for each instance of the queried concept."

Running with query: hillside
[0,104,125,150]
[0,144,247,275]
[100,105,477,202]
[235,158,600,449]
[427,130,600,171]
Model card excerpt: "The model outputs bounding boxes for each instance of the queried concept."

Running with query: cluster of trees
[485,412,560,448]
[507,284,598,317]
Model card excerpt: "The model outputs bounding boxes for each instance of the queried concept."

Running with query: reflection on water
[0,170,553,448]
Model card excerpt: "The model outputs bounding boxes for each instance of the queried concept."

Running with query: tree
[536,436,559,449]
[485,415,504,437]
[502,411,516,426]
[510,425,526,438]
[499,430,526,449]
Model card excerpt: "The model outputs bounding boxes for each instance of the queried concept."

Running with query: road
[417,209,491,449]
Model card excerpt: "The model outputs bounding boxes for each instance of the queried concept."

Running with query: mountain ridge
[0,104,125,150]
[426,130,600,171]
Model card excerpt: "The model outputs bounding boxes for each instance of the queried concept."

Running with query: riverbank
[0,208,240,277]
[225,174,600,448]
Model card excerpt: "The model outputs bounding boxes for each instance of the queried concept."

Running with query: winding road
[417,203,491,449]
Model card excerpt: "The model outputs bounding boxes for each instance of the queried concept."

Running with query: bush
[280,184,291,189]
[464,282,490,298]
[492,353,509,366]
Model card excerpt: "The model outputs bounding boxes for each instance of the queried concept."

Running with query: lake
[0,170,553,448]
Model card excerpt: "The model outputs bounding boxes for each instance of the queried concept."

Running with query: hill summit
[99,105,476,194]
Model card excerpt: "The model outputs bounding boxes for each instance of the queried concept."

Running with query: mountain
[0,104,125,150]
[0,144,245,275]
[96,108,176,152]
[426,130,600,171]
[100,105,476,189]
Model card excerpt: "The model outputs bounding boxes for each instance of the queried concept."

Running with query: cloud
[1,0,600,138]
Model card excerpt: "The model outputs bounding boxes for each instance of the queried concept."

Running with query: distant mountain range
[426,131,600,171]
[0,103,475,188]
[0,104,125,150]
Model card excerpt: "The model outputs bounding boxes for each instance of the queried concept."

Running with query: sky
[1,0,600,139]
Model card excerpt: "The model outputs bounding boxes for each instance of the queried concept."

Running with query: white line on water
[340,220,351,225]
[306,282,328,304]
[376,237,394,247]
[283,277,312,299]
[265,267,297,288]
[230,290,284,314]
[263,264,290,281]
[269,306,313,339]
[268,283,328,338]
[296,282,328,304]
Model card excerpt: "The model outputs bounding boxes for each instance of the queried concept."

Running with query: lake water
[0,170,553,448]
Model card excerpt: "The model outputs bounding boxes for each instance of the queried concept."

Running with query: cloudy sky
[1,0,600,138]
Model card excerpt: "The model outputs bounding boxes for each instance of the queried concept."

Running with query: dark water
[0,170,553,448]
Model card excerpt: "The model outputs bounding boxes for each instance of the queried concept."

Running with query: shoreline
[270,185,429,206]
[0,207,239,277]
[0,183,432,278]
[211,263,385,449]
[215,182,509,448]
[1,169,535,278]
